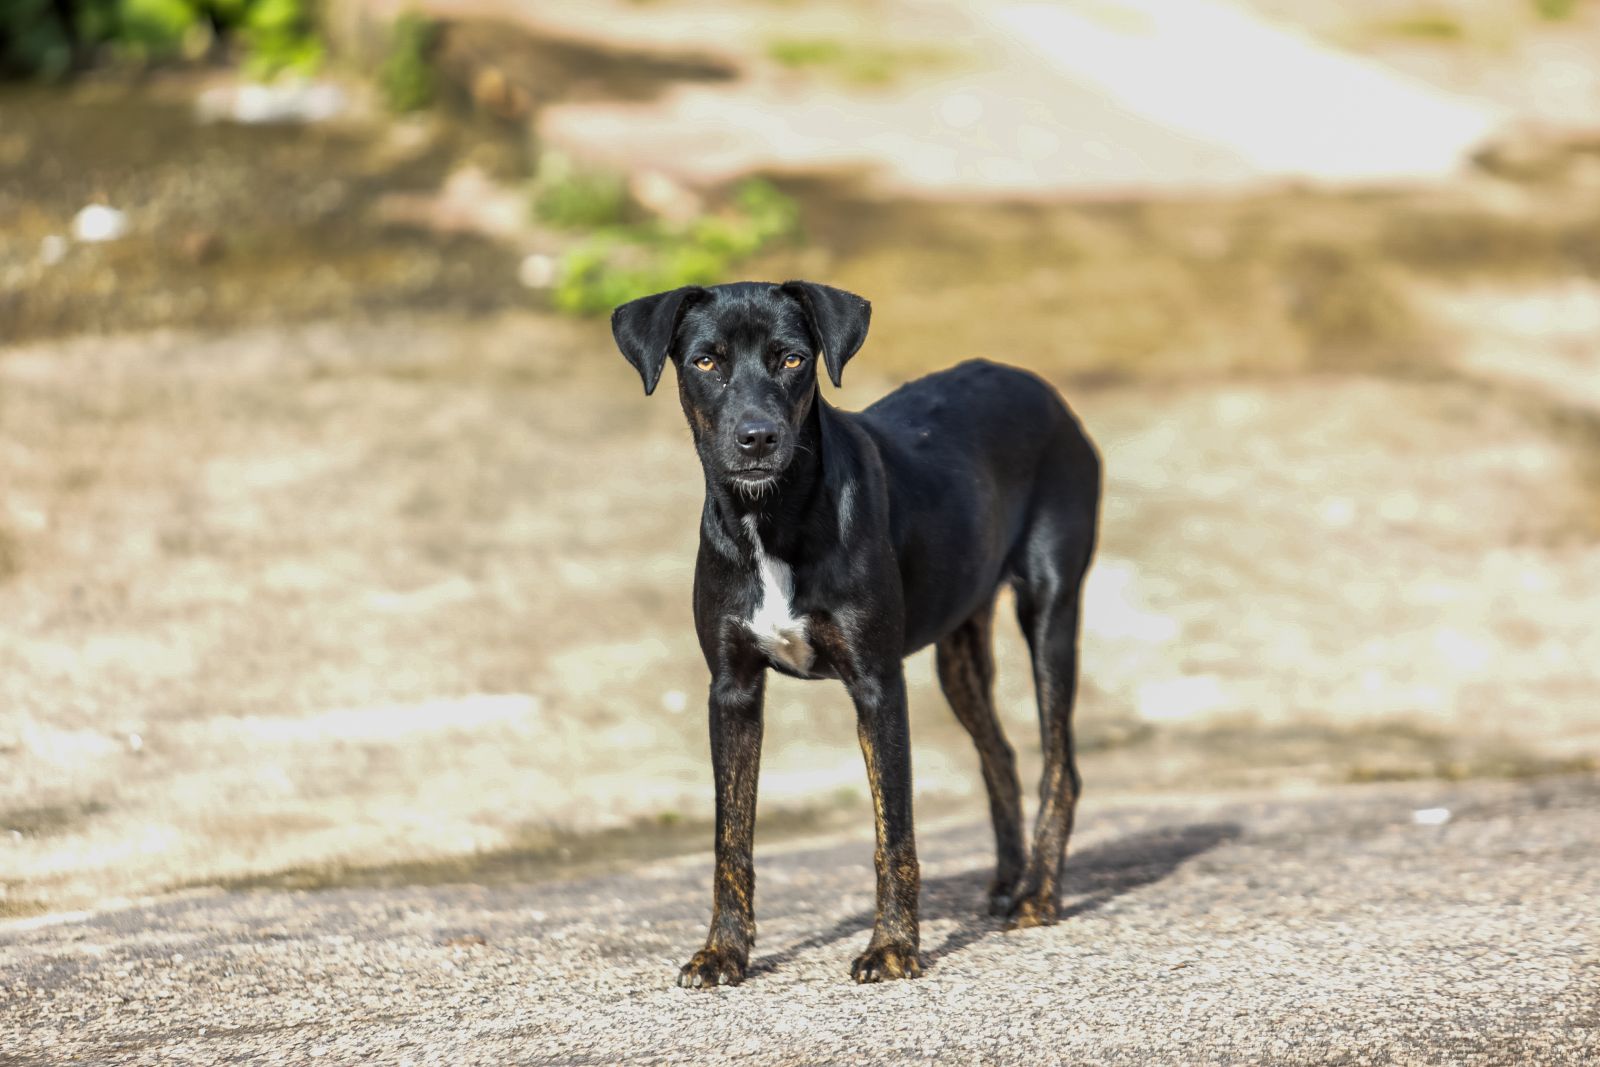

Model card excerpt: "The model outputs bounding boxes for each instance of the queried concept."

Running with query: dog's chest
[741,518,814,673]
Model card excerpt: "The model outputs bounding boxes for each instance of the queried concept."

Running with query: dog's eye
[692,356,717,372]
[782,353,807,369]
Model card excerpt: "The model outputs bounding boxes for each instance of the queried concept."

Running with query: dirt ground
[3,5,1600,920]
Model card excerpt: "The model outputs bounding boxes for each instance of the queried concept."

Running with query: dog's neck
[703,392,829,561]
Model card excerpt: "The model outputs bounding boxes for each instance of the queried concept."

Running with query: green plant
[766,36,954,86]
[550,178,801,316]
[1,0,78,79]
[767,37,849,70]
[1374,13,1466,40]
[533,159,631,230]
[378,12,436,112]
[1532,0,1579,20]
[0,0,320,80]
[118,0,196,55]
[240,0,322,79]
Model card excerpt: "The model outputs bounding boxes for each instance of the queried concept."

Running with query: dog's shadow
[749,821,1241,977]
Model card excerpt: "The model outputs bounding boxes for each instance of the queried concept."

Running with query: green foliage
[379,13,436,113]
[118,0,195,54]
[1,0,77,79]
[767,37,849,69]
[241,0,322,78]
[0,0,320,79]
[533,159,631,230]
[74,0,123,45]
[1374,13,1466,40]
[551,178,802,316]
[766,36,954,86]
[1532,0,1579,19]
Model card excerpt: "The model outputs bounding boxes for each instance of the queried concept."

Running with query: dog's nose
[735,418,782,460]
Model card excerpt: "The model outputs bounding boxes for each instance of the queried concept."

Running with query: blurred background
[2,0,1599,918]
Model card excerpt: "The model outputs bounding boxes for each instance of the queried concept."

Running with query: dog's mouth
[728,465,781,493]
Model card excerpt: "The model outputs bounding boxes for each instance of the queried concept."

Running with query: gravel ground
[3,774,1596,1065]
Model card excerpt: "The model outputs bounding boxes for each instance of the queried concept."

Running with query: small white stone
[208,80,347,125]
[39,234,68,265]
[629,169,702,224]
[1017,123,1062,161]
[1319,497,1356,527]
[517,253,556,289]
[127,732,143,752]
[1378,492,1420,523]
[939,92,984,129]
[1135,675,1229,722]
[1083,560,1179,643]
[73,204,129,243]
[1432,629,1490,673]
[1412,807,1451,826]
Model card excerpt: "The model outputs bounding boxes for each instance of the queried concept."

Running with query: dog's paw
[676,947,747,989]
[986,877,1019,917]
[850,942,922,984]
[1003,892,1058,931]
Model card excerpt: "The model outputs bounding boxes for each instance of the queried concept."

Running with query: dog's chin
[726,466,783,498]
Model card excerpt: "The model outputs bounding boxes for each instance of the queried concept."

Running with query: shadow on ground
[749,821,1242,978]
[205,805,859,895]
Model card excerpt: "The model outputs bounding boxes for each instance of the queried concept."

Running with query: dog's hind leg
[935,598,1026,915]
[1006,428,1100,930]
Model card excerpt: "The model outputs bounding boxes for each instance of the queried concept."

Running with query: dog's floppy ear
[610,286,707,395]
[780,281,870,388]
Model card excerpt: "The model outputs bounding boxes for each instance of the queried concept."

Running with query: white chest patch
[741,517,813,672]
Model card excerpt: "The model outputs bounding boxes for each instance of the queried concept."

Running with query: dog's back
[849,359,1099,651]
[861,358,1069,448]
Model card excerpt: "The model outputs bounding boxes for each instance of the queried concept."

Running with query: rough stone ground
[3,773,1597,1065]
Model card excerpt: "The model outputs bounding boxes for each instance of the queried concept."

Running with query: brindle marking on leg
[935,598,1025,914]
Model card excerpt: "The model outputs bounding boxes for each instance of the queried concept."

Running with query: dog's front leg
[678,668,765,988]
[848,667,923,983]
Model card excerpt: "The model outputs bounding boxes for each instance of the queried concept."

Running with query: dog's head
[611,281,870,491]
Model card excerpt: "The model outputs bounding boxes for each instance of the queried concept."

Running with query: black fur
[610,281,1101,986]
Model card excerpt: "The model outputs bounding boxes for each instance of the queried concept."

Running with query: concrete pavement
[4,774,1597,1064]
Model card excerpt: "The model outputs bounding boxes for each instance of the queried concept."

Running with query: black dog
[610,281,1100,986]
